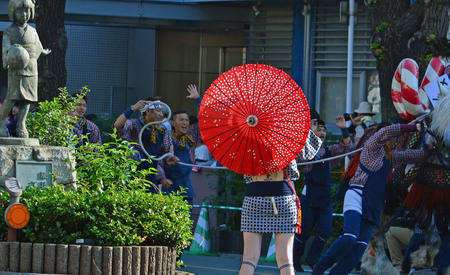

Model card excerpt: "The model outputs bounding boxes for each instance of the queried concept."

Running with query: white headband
[140,100,162,114]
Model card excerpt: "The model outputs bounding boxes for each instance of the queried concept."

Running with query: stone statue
[0,0,50,138]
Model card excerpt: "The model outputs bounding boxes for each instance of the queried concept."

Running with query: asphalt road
[178,253,323,274]
[177,254,437,275]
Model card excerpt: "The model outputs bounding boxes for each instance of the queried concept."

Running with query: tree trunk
[34,0,67,102]
[365,0,449,122]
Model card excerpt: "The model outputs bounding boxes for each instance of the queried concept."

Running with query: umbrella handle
[138,101,172,160]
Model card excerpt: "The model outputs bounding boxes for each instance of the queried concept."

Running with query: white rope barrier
[150,148,364,170]
[297,147,363,166]
[139,105,428,171]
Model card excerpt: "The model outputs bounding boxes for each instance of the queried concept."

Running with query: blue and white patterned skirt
[241,195,297,233]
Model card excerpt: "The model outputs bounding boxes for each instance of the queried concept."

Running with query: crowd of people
[1,78,447,274]
[237,100,448,275]
[112,84,205,214]
[1,1,446,273]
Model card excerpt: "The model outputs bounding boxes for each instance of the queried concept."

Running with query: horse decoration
[360,57,450,275]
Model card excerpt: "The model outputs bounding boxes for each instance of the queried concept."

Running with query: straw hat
[354,101,376,115]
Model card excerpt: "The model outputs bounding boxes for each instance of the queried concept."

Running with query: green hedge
[16,186,192,250]
[0,186,192,251]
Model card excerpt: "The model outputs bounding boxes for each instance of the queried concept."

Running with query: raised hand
[186,84,200,99]
[132,100,148,112]
[334,115,347,129]
[350,114,363,126]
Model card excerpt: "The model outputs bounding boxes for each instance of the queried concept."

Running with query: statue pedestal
[0,138,76,190]
[0,137,40,146]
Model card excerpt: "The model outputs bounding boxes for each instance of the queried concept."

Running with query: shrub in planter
[67,131,192,251]
[0,121,193,260]
[18,186,192,251]
[0,90,193,268]
[72,130,154,192]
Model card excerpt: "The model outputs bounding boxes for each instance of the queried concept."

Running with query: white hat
[354,101,376,115]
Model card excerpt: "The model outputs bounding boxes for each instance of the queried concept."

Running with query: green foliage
[370,43,384,61]
[368,0,377,4]
[20,98,193,258]
[26,87,88,147]
[425,53,434,64]
[376,22,388,32]
[369,43,379,49]
[0,191,10,241]
[72,129,154,192]
[19,186,88,244]
[18,126,193,250]
[19,186,193,251]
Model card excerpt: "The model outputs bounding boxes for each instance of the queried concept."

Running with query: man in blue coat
[293,115,355,272]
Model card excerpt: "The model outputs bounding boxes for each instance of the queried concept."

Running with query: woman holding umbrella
[197,64,322,274]
[239,119,321,275]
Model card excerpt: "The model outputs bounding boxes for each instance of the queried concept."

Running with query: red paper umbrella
[198,64,311,176]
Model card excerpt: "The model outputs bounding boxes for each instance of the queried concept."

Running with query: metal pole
[302,3,312,99]
[346,0,355,114]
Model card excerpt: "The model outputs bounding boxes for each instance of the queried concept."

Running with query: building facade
[0,0,380,124]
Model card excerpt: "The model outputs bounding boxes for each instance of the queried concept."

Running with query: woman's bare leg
[239,232,263,275]
[275,233,295,275]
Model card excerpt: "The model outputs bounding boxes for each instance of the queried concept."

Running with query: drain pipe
[346,0,355,114]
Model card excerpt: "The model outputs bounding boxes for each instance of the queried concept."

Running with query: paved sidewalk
[178,253,335,274]
[177,254,438,274]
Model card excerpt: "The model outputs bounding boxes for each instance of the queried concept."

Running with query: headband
[140,100,162,114]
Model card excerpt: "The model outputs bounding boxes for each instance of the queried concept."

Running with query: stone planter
[0,242,176,274]
[0,142,77,189]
